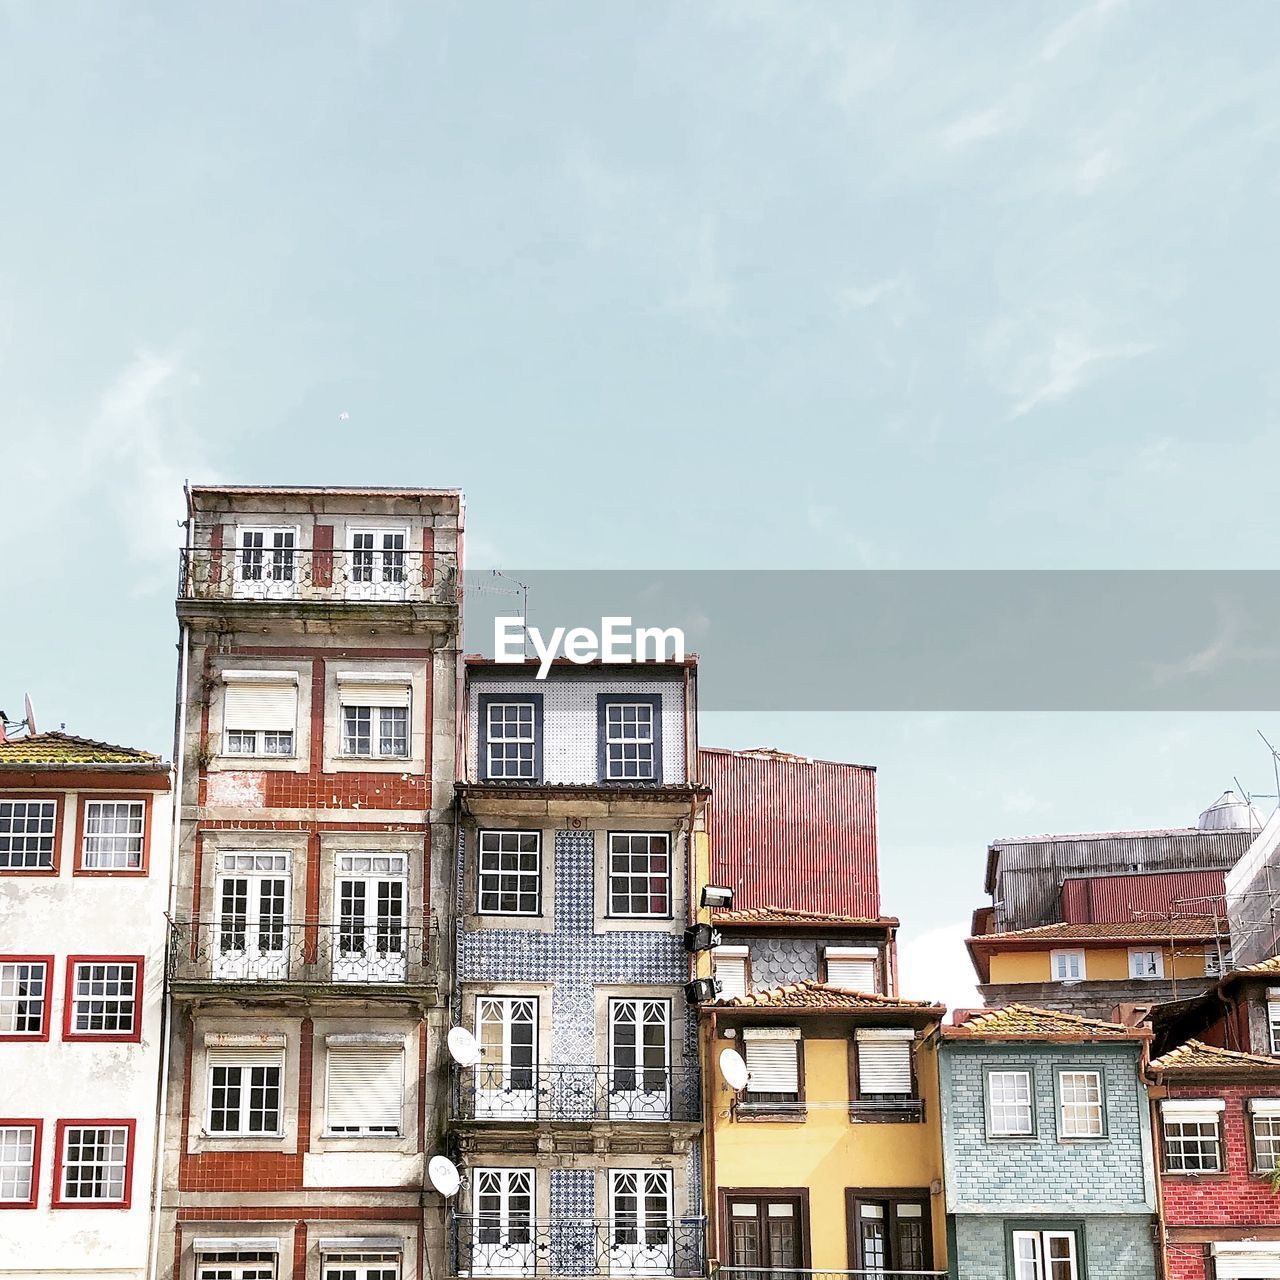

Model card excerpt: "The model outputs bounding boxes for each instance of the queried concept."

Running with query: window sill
[321,1131,404,1140]
[850,1099,925,1124]
[736,1104,807,1123]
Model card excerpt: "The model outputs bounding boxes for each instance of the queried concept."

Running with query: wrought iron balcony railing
[453,1062,701,1123]
[451,1216,707,1278]
[178,545,458,607]
[848,1097,926,1123]
[167,918,439,988]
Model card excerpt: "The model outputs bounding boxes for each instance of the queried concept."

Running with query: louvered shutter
[326,1047,404,1133]
[743,1028,800,1094]
[714,947,748,1000]
[338,674,412,709]
[825,947,877,992]
[223,674,298,731]
[855,1029,914,1095]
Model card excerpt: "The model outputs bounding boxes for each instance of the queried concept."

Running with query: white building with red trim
[0,729,173,1279]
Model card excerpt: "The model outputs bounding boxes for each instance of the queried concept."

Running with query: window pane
[608,833,670,916]
[343,706,372,755]
[486,702,537,779]
[72,961,137,1034]
[0,962,46,1035]
[0,1125,35,1202]
[82,801,145,869]
[0,800,57,869]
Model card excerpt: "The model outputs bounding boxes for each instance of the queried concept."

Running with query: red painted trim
[72,793,153,877]
[0,792,63,877]
[50,1118,136,1209]
[232,645,437,658]
[0,772,167,792]
[0,1118,42,1208]
[0,956,53,1042]
[61,956,145,1044]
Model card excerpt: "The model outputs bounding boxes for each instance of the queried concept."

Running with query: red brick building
[1149,1039,1280,1279]
[159,485,462,1280]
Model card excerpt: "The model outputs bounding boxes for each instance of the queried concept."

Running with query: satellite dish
[428,1155,461,1198]
[447,1026,481,1067]
[719,1048,748,1092]
[23,695,36,736]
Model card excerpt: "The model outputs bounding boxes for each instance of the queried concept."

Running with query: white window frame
[234,526,299,599]
[607,832,672,919]
[338,674,412,760]
[58,1124,131,1204]
[221,671,299,758]
[475,997,538,1120]
[1268,991,1280,1055]
[477,830,542,916]
[1057,1069,1104,1138]
[333,853,408,983]
[855,1028,915,1098]
[1012,1229,1078,1280]
[1050,949,1086,982]
[321,1258,400,1280]
[206,1050,285,1137]
[608,1168,674,1274]
[713,946,748,1001]
[81,799,146,870]
[472,1166,535,1276]
[1162,1099,1225,1173]
[482,699,539,781]
[1250,1099,1280,1174]
[0,798,58,870]
[0,1123,36,1204]
[196,1253,278,1280]
[213,853,292,981]
[987,1069,1034,1136]
[601,700,658,781]
[824,946,879,993]
[346,527,409,601]
[324,1041,405,1137]
[608,999,671,1119]
[0,960,48,1037]
[742,1026,802,1103]
[69,960,140,1036]
[1128,948,1164,980]
[1204,943,1233,977]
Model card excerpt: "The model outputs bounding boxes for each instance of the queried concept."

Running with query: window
[598,695,661,783]
[1050,950,1085,982]
[52,1121,133,1207]
[743,1027,802,1110]
[1268,993,1280,1055]
[235,527,296,596]
[726,1194,805,1272]
[609,999,670,1119]
[472,1167,534,1274]
[609,1169,673,1273]
[348,528,408,601]
[0,1122,39,1207]
[475,997,538,1120]
[338,675,411,759]
[1128,948,1164,980]
[608,832,671,917]
[1012,1230,1079,1280]
[222,672,298,757]
[477,831,541,916]
[824,946,878,993]
[1204,944,1233,977]
[479,695,541,781]
[847,1194,931,1274]
[334,854,407,982]
[0,959,50,1040]
[1161,1100,1223,1172]
[325,1043,404,1136]
[0,798,58,871]
[713,946,749,1001]
[80,800,146,871]
[853,1029,917,1118]
[1251,1100,1280,1173]
[214,853,291,980]
[323,1257,399,1280]
[1057,1070,1104,1138]
[988,1069,1034,1136]
[64,959,142,1041]
[207,1051,284,1136]
[197,1257,277,1280]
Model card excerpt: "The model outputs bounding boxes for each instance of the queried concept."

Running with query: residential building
[1148,1039,1280,1279]
[0,729,172,1280]
[1227,803,1280,967]
[938,1006,1159,1280]
[160,485,462,1280]
[450,657,708,1279]
[1151,953,1280,1061]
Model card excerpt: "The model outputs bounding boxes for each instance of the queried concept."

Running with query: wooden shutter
[743,1028,800,1094]
[855,1029,914,1094]
[326,1047,404,1132]
[825,947,877,992]
[337,674,412,708]
[223,674,298,731]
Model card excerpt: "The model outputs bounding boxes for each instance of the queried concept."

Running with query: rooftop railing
[178,545,458,607]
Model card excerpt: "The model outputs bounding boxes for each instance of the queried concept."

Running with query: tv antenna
[0,695,37,740]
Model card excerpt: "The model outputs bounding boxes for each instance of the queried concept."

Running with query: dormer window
[597,695,662,783]
[478,695,542,781]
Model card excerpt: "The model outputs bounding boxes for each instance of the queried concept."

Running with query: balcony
[451,1216,707,1278]
[717,1271,946,1279]
[453,1063,701,1124]
[167,918,439,992]
[848,1097,926,1124]
[177,545,458,610]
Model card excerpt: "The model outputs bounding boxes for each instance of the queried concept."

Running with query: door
[473,1168,535,1276]
[609,999,670,1119]
[332,855,407,982]
[234,528,296,599]
[608,1169,672,1276]
[213,855,290,979]
[347,530,408,600]
[850,1195,932,1276]
[725,1195,805,1280]
[476,997,538,1119]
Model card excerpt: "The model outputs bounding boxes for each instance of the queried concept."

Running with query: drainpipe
[1146,1064,1170,1280]
[704,1008,719,1275]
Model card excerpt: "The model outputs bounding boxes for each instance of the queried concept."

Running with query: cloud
[1042,0,1127,62]
[941,102,1017,150]
[897,921,979,1016]
[664,215,735,331]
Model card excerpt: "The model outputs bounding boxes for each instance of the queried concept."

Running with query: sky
[4,1,1280,1011]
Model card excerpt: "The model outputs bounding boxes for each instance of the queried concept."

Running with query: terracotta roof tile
[0,732,163,767]
[1149,1039,1280,1073]
[712,904,897,928]
[946,1004,1144,1039]
[714,980,942,1012]
[1233,954,1280,977]
[969,916,1224,945]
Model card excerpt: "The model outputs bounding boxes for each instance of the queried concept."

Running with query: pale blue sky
[4,1,1280,1005]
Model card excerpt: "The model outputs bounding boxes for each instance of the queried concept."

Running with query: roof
[714,980,942,1013]
[0,732,166,768]
[945,1004,1146,1041]
[189,484,463,497]
[1232,954,1280,978]
[1149,1038,1280,1075]
[971,916,1223,945]
[713,905,899,929]
[700,745,878,772]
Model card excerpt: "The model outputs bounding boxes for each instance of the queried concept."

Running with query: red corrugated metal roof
[1059,870,1227,924]
[700,746,880,918]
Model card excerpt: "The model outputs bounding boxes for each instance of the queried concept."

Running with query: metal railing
[453,1062,701,1123]
[178,545,458,606]
[717,1270,947,1279]
[848,1098,926,1123]
[451,1216,707,1277]
[167,918,439,987]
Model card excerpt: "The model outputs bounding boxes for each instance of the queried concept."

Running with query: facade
[1150,953,1280,1061]
[1227,806,1280,968]
[450,658,707,1279]
[939,1006,1159,1280]
[1148,1039,1280,1280]
[159,485,463,1280]
[0,730,172,1280]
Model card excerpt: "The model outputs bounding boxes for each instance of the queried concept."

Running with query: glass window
[0,1124,37,1205]
[1050,950,1085,981]
[1128,948,1164,979]
[0,961,47,1037]
[483,700,539,780]
[988,1069,1034,1136]
[342,705,408,758]
[1253,1107,1280,1173]
[334,853,407,982]
[1013,1230,1078,1280]
[1058,1070,1104,1137]
[477,831,541,915]
[608,833,670,917]
[0,799,57,870]
[1163,1112,1222,1173]
[68,960,139,1036]
[81,801,146,870]
[601,700,658,781]
[57,1124,130,1204]
[207,1055,283,1136]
